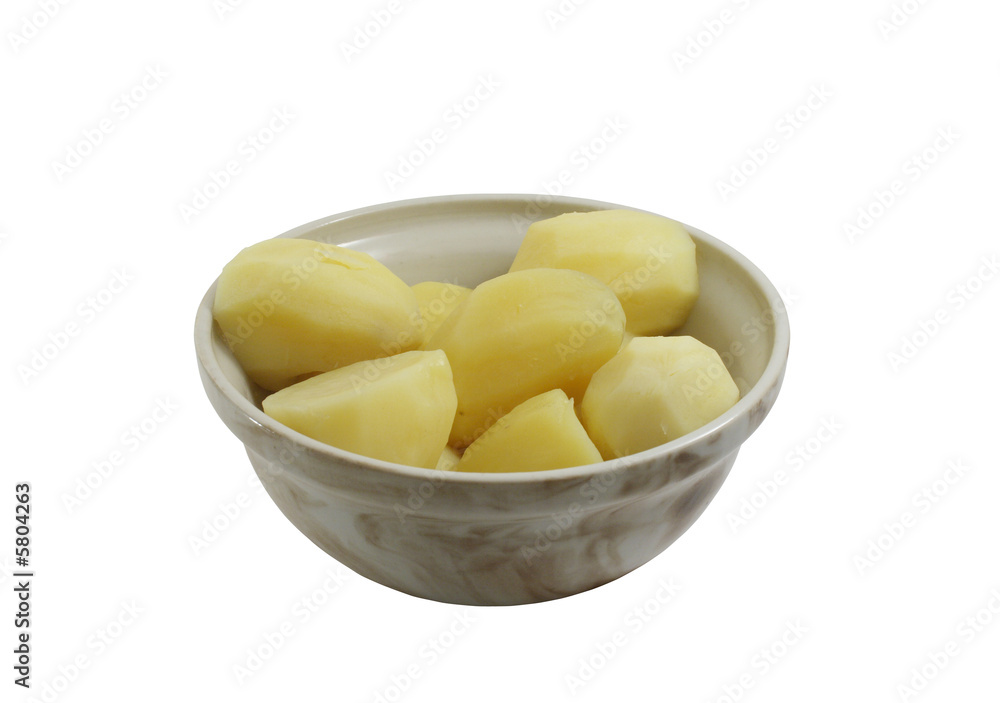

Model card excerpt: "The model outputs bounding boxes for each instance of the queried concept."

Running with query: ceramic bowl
[194,194,789,606]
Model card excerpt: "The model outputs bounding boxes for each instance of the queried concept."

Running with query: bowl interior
[205,194,786,453]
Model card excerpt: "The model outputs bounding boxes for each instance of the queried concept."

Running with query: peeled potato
[509,209,699,336]
[457,389,602,473]
[262,350,457,469]
[425,268,625,448]
[411,281,472,348]
[435,446,461,472]
[213,238,420,391]
[581,336,739,459]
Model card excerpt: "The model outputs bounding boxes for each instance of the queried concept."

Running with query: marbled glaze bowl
[194,194,789,606]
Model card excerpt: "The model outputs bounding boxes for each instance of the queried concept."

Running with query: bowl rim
[194,193,790,485]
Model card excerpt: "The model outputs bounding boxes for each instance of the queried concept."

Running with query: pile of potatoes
[213,209,739,473]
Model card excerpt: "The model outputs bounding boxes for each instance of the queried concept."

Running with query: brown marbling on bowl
[194,194,789,606]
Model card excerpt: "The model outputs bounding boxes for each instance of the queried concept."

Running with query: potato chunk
[457,390,602,473]
[581,336,739,459]
[425,268,625,447]
[509,209,699,336]
[411,281,472,348]
[435,446,461,472]
[262,350,457,469]
[213,238,420,391]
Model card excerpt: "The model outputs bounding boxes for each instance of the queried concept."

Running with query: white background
[3,0,999,701]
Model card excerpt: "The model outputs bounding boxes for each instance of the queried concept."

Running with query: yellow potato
[435,446,461,472]
[411,281,472,348]
[457,390,602,473]
[213,238,420,391]
[262,350,457,469]
[509,209,699,336]
[425,268,625,447]
[581,336,739,459]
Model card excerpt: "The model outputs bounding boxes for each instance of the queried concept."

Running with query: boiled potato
[509,209,699,336]
[213,238,420,391]
[457,389,602,473]
[262,350,456,469]
[411,281,472,348]
[435,446,461,472]
[425,268,625,447]
[581,336,739,459]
